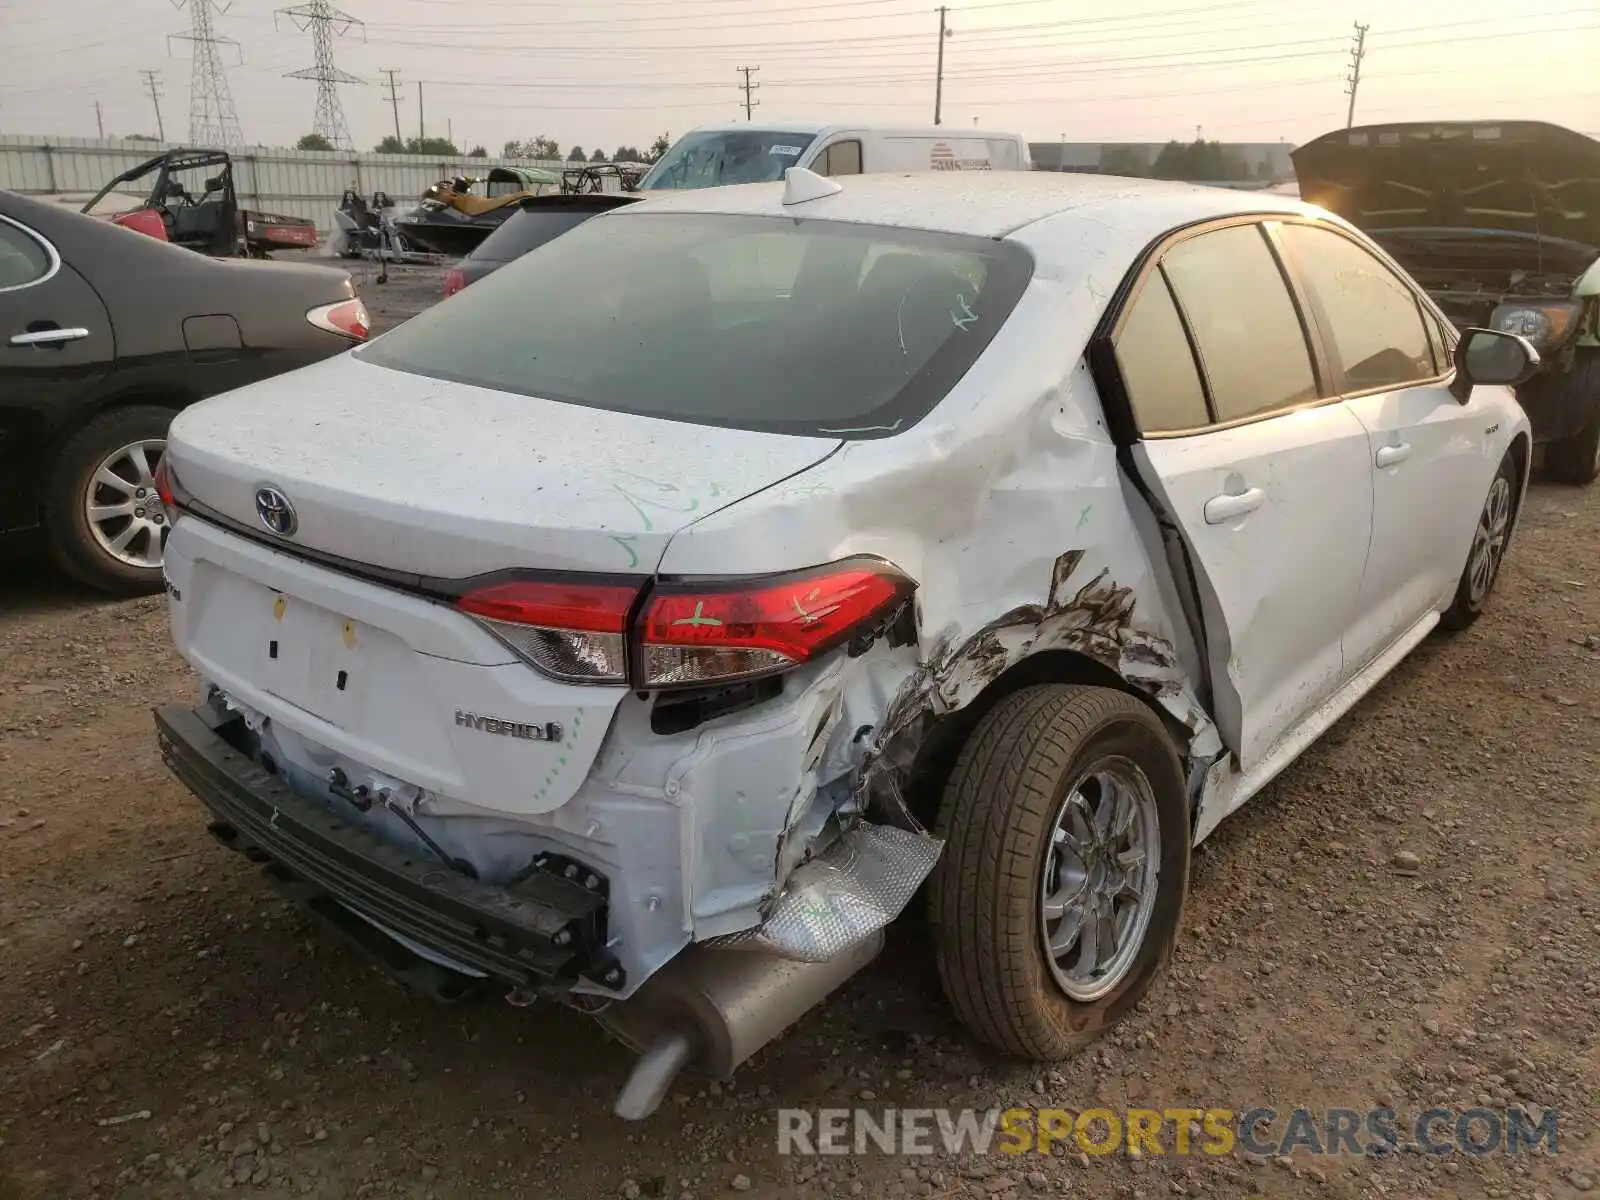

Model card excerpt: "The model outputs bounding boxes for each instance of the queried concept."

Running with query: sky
[1,0,1597,155]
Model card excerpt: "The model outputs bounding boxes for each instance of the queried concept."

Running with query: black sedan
[442,192,639,297]
[0,189,366,594]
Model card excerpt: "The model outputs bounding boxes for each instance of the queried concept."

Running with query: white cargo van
[637,123,1031,191]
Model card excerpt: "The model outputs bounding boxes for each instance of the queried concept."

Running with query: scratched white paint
[166,354,842,577]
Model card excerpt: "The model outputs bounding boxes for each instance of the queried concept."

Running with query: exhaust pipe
[601,931,884,1120]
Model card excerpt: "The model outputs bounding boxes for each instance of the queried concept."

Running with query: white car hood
[166,353,842,578]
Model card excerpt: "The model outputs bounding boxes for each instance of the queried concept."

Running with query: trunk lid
[1292,120,1600,274]
[165,352,843,578]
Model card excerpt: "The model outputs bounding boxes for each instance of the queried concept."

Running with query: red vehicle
[83,149,318,258]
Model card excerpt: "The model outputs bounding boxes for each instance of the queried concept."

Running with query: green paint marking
[609,535,640,569]
[1076,504,1093,530]
[672,600,723,629]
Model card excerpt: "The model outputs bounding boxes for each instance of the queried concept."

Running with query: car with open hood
[1294,120,1600,483]
[153,168,1535,1121]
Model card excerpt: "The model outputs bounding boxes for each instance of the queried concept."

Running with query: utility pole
[736,66,760,121]
[94,100,105,139]
[1345,22,1369,128]
[379,68,403,146]
[933,6,949,125]
[417,80,424,141]
[276,0,364,151]
[168,0,244,146]
[140,69,166,142]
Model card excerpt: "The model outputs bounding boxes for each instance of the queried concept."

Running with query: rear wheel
[43,405,177,595]
[1440,451,1518,631]
[929,684,1189,1060]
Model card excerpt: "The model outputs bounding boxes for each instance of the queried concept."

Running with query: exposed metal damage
[852,548,1219,831]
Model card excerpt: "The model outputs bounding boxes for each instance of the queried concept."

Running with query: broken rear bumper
[154,702,613,994]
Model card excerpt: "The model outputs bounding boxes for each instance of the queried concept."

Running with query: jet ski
[391,166,559,256]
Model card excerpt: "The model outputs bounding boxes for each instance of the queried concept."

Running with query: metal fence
[0,134,619,234]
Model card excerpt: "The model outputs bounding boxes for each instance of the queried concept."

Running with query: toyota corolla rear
[154,192,1032,1113]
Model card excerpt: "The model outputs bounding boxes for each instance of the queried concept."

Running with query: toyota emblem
[254,486,298,537]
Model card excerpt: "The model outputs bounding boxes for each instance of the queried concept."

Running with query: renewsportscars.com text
[776,1106,1558,1158]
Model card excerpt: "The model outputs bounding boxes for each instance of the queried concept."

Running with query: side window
[1277,223,1435,392]
[1161,223,1319,423]
[1113,269,1209,433]
[0,221,52,291]
[818,140,862,177]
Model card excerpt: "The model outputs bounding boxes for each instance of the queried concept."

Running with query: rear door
[0,213,114,532]
[1274,220,1484,671]
[1117,220,1375,772]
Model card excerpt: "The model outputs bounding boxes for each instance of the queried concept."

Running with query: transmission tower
[276,0,364,150]
[168,0,243,146]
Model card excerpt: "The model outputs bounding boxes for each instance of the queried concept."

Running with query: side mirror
[1450,327,1540,401]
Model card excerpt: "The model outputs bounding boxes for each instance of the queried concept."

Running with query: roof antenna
[783,166,842,206]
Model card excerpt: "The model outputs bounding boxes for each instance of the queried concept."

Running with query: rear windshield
[471,204,612,263]
[357,212,1033,438]
[639,131,819,190]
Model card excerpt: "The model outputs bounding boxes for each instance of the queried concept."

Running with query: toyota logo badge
[254,486,298,537]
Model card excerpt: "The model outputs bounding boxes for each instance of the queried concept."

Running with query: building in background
[1030,140,1296,185]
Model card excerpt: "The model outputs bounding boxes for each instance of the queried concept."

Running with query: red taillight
[153,455,175,509]
[454,561,913,688]
[456,580,640,683]
[443,267,466,298]
[638,559,913,688]
[306,298,370,341]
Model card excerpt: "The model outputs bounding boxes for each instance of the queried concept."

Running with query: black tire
[1440,451,1519,632]
[1524,349,1600,486]
[1545,410,1600,486]
[43,405,178,596]
[928,684,1189,1061]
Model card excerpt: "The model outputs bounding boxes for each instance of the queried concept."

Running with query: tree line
[1098,138,1270,182]
[294,132,674,162]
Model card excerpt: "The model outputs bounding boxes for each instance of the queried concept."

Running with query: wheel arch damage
[849,548,1223,838]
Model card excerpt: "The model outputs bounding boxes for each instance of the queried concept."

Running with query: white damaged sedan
[152,168,1535,1117]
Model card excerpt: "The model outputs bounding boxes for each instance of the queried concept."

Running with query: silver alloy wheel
[85,437,169,570]
[1039,756,1161,1002]
[1467,473,1513,605]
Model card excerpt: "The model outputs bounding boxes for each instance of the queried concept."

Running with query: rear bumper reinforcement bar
[154,702,607,991]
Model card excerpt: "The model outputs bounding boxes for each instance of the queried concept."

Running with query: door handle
[10,327,90,346]
[1375,442,1412,468]
[1203,487,1266,525]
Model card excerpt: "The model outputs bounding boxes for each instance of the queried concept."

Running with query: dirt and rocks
[1,272,1596,1199]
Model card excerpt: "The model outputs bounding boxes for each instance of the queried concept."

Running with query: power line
[736,65,760,120]
[380,68,404,146]
[140,69,166,142]
[168,0,243,146]
[276,0,364,150]
[1345,21,1369,128]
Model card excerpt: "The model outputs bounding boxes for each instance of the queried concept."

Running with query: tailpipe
[601,932,884,1120]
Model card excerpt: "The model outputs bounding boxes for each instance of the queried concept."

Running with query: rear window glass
[639,131,819,190]
[358,212,1033,438]
[471,205,610,263]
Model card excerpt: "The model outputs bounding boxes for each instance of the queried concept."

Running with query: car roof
[614,170,1324,243]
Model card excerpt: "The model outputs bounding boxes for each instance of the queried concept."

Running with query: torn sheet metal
[707,822,942,963]
[858,548,1221,829]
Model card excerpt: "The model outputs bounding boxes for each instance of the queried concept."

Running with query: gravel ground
[0,270,1595,1198]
